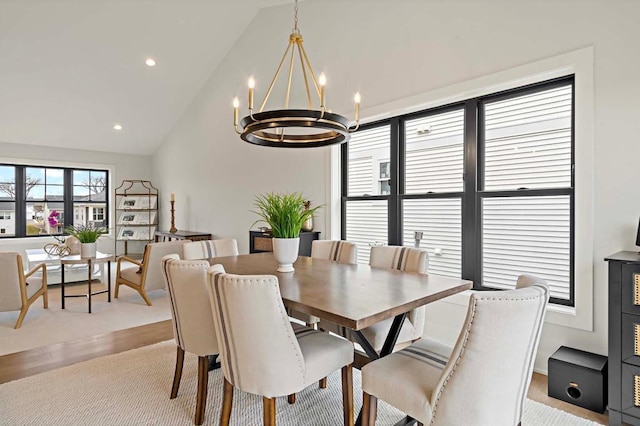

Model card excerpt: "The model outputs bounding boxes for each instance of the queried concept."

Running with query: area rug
[0,341,601,425]
[0,284,171,355]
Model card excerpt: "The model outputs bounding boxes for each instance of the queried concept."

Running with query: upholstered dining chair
[360,279,549,426]
[206,269,355,426]
[320,245,429,353]
[183,238,239,261]
[0,252,48,329]
[161,255,224,425]
[115,240,185,305]
[289,240,358,329]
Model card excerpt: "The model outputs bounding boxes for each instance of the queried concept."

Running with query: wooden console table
[249,230,320,257]
[154,230,212,242]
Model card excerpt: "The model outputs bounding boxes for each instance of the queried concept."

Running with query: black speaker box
[548,346,608,413]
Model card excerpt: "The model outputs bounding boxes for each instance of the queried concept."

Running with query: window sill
[439,288,591,331]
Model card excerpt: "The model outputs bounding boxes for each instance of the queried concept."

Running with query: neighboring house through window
[342,76,574,306]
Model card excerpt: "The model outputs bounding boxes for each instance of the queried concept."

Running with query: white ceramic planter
[272,237,299,273]
[80,242,97,258]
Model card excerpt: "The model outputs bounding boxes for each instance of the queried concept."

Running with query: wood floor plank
[0,321,609,425]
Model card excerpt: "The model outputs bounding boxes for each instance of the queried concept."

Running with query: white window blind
[405,110,464,194]
[403,198,461,277]
[345,200,388,265]
[484,85,572,191]
[482,196,571,300]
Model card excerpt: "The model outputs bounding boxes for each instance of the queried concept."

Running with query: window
[92,207,105,222]
[342,76,574,306]
[0,164,109,238]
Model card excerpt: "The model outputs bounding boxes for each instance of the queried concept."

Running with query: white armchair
[206,269,355,426]
[0,252,48,329]
[361,280,549,425]
[115,240,185,305]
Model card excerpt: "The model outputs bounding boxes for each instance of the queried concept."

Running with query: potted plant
[65,224,108,258]
[253,192,321,272]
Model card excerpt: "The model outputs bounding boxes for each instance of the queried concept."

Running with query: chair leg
[194,356,209,425]
[342,364,354,426]
[170,347,185,399]
[319,377,327,389]
[362,392,377,426]
[139,289,153,306]
[14,307,28,329]
[287,393,296,404]
[263,396,276,426]
[114,280,120,298]
[221,378,234,426]
[42,287,48,308]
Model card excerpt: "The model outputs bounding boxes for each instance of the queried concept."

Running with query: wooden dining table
[209,252,472,425]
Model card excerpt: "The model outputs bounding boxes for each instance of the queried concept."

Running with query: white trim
[330,46,594,331]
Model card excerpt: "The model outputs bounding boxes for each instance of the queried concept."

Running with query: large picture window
[342,76,574,306]
[0,164,109,238]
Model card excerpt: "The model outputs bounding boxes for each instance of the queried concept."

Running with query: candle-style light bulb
[318,73,326,108]
[354,92,361,122]
[170,193,175,202]
[248,76,255,110]
[233,97,239,126]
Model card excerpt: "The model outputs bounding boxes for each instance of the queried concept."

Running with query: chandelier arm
[299,42,321,99]
[296,42,313,109]
[259,41,294,112]
[284,39,297,109]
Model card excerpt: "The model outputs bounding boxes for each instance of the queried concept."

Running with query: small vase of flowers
[65,224,108,258]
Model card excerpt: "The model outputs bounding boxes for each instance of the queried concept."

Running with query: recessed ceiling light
[113,124,123,130]
[145,58,156,67]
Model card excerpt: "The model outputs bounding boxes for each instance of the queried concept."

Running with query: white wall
[153,0,640,372]
[0,140,153,256]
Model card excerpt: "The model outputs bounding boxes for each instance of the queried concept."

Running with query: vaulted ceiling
[0,0,291,155]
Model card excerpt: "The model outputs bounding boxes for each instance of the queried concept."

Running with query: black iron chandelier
[232,0,360,148]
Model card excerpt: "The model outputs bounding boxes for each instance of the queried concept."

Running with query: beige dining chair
[289,240,358,328]
[360,278,549,426]
[161,255,224,425]
[320,245,429,353]
[206,269,355,426]
[0,252,48,329]
[115,240,185,305]
[183,238,238,260]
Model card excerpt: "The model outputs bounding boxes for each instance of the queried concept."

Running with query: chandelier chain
[293,0,299,32]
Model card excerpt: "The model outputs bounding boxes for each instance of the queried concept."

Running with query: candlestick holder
[169,200,177,233]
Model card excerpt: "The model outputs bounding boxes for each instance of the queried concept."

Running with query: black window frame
[342,75,575,306]
[0,163,109,238]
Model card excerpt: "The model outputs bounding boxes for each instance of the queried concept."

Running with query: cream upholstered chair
[361,278,549,426]
[115,240,185,305]
[206,269,355,426]
[161,255,224,425]
[289,240,358,328]
[320,245,429,353]
[0,252,48,329]
[311,240,358,264]
[183,239,238,260]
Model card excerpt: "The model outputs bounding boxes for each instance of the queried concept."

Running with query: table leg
[354,312,408,426]
[88,259,92,314]
[107,260,111,302]
[61,263,65,309]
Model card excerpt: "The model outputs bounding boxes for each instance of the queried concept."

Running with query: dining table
[209,252,472,426]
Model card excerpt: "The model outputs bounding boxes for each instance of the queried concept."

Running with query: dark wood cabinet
[606,251,640,425]
[249,231,320,257]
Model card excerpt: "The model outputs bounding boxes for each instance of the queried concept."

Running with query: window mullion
[462,99,479,285]
[15,166,26,237]
[388,117,401,246]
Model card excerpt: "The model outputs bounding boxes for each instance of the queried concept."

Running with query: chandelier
[232,0,360,148]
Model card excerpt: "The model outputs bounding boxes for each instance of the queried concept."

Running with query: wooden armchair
[0,252,48,329]
[115,241,185,305]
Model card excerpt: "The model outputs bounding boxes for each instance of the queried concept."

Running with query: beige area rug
[0,341,601,426]
[0,283,171,355]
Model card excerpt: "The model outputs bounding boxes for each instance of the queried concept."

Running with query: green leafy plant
[252,192,322,238]
[65,224,108,243]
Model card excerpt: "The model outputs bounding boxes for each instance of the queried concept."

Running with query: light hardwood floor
[0,320,608,424]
